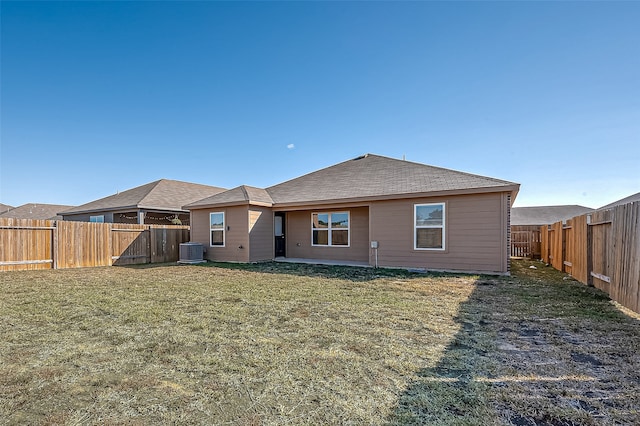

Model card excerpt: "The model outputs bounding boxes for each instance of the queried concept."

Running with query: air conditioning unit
[178,242,205,264]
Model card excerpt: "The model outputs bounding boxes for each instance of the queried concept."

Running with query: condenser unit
[178,242,205,264]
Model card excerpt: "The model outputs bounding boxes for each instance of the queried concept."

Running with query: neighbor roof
[0,203,13,214]
[598,192,640,210]
[511,205,594,226]
[62,179,226,215]
[0,203,74,220]
[186,154,519,209]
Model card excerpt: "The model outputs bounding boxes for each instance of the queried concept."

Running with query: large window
[210,212,225,246]
[312,212,349,246]
[414,203,445,250]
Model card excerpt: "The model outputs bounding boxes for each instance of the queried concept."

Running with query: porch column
[138,211,145,224]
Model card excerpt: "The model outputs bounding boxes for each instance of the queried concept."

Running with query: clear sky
[1,1,638,209]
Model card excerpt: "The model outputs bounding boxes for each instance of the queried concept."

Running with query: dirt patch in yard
[389,259,640,425]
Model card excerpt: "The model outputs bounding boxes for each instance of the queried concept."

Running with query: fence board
[549,221,563,271]
[567,215,588,284]
[1,219,190,272]
[510,225,542,258]
[112,224,151,266]
[609,202,640,313]
[150,226,190,263]
[0,218,54,271]
[56,221,111,269]
[540,225,550,264]
[589,209,612,294]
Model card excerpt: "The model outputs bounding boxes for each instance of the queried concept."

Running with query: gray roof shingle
[598,192,640,210]
[511,205,594,226]
[266,154,518,205]
[62,179,226,215]
[185,153,519,209]
[186,185,273,208]
[0,203,75,220]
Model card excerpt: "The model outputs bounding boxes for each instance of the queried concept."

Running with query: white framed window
[414,203,445,250]
[312,211,350,247]
[90,215,104,223]
[210,212,225,247]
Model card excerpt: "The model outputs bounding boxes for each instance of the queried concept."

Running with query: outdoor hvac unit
[178,242,205,264]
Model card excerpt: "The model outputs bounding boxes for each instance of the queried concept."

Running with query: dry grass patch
[0,260,638,425]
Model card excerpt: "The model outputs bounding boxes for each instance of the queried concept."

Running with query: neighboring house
[185,154,520,274]
[598,192,640,210]
[511,205,594,227]
[0,203,74,221]
[0,203,13,215]
[60,179,226,225]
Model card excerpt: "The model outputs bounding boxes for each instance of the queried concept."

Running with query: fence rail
[0,218,190,272]
[540,201,640,314]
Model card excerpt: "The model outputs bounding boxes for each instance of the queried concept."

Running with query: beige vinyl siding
[370,192,509,273]
[190,206,249,262]
[286,207,369,262]
[249,207,274,262]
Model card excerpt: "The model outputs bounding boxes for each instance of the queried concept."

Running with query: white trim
[414,203,446,251]
[311,211,350,247]
[210,211,225,247]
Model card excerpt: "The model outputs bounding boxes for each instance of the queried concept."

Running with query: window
[90,215,104,223]
[414,203,445,250]
[312,212,349,246]
[210,212,225,246]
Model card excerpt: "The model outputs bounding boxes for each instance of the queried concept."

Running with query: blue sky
[1,1,638,209]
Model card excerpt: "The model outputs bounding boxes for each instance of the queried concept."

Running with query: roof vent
[353,154,369,161]
[178,242,205,264]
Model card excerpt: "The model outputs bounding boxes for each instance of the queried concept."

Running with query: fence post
[586,214,593,286]
[147,226,152,264]
[560,225,567,272]
[52,221,58,270]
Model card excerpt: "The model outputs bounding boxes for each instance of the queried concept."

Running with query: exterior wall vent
[178,242,205,264]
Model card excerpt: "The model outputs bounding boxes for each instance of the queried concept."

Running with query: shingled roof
[186,154,519,209]
[598,191,640,210]
[266,154,518,206]
[0,203,74,220]
[62,179,226,215]
[511,205,594,226]
[0,203,13,214]
[186,185,274,208]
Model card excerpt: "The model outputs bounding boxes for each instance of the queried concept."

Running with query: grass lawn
[1,260,638,425]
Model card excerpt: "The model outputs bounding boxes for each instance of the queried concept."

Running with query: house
[0,203,13,215]
[0,203,74,221]
[185,154,520,274]
[511,205,594,227]
[60,179,226,225]
[598,191,640,210]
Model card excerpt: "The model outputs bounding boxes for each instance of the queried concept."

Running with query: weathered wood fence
[540,201,640,314]
[511,225,542,259]
[0,218,190,272]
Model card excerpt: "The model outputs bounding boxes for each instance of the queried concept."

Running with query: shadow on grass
[387,260,640,425]
[386,277,501,425]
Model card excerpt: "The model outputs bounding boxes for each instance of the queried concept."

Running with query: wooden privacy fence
[540,201,640,314]
[510,225,542,259]
[0,218,190,271]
